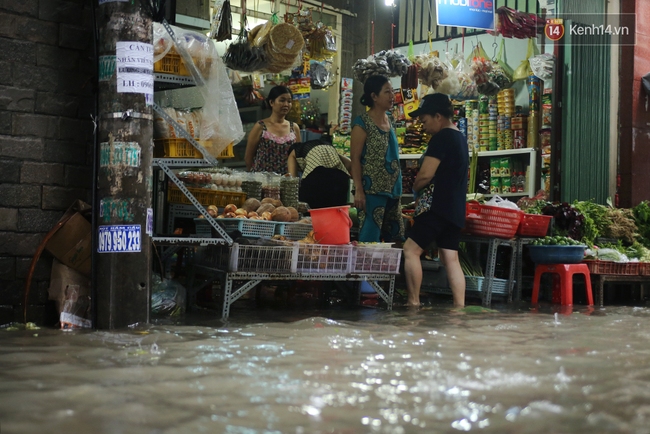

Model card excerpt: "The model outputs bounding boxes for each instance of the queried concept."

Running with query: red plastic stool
[531,263,594,306]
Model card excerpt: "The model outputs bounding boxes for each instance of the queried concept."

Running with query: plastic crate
[194,244,230,269]
[465,276,509,295]
[154,49,213,77]
[277,223,313,240]
[229,242,297,273]
[168,186,219,206]
[350,246,402,274]
[154,51,183,75]
[154,139,234,160]
[465,202,523,239]
[639,263,650,276]
[155,138,202,158]
[296,244,352,273]
[517,214,552,237]
[218,218,278,238]
[193,218,214,237]
[179,56,212,77]
[583,260,640,275]
[431,276,509,297]
[217,143,235,159]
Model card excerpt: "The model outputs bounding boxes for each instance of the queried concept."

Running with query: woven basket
[269,23,304,55]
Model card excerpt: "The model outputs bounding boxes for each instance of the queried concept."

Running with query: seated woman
[287,138,352,209]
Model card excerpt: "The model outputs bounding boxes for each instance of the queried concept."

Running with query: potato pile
[204,198,300,222]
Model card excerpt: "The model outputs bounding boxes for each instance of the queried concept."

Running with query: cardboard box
[45,201,92,277]
[176,0,210,20]
[48,259,92,329]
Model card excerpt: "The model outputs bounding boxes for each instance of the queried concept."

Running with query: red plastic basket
[464,202,523,239]
[583,260,639,275]
[517,214,552,237]
[637,262,650,276]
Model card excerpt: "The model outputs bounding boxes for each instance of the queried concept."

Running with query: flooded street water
[2,304,650,433]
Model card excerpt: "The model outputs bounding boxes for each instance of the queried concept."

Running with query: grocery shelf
[154,73,195,90]
[152,236,229,246]
[220,271,396,319]
[476,148,537,158]
[153,158,215,168]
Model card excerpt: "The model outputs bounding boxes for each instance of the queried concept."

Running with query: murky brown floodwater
[2,304,650,434]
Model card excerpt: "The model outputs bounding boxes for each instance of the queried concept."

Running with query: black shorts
[408,212,461,251]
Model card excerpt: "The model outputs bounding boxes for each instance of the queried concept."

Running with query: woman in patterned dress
[350,75,404,243]
[287,138,352,209]
[245,86,301,173]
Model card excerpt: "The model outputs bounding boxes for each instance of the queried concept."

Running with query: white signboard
[116,41,154,101]
[98,225,142,253]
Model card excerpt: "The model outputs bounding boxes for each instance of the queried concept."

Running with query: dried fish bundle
[223,34,269,72]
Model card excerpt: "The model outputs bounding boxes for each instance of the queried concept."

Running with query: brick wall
[0,0,94,325]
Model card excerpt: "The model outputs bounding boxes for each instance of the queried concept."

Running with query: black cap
[408,93,452,118]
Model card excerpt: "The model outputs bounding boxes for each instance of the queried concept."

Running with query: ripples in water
[1,305,650,433]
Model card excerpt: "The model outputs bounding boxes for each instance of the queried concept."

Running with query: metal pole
[95,0,153,329]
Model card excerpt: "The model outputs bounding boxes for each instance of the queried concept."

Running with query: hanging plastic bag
[413,52,448,89]
[212,0,232,42]
[435,52,461,96]
[200,56,245,157]
[224,30,268,72]
[468,43,500,96]
[529,53,555,81]
[407,39,415,62]
[449,56,479,101]
[513,38,536,81]
[153,23,173,63]
[491,39,513,89]
[310,59,334,89]
[496,39,514,79]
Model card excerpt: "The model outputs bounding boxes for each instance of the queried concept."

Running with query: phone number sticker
[98,225,141,253]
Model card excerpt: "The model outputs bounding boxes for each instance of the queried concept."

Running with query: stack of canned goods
[465,100,479,152]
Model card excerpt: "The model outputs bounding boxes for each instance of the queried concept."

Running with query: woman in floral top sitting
[245,85,301,174]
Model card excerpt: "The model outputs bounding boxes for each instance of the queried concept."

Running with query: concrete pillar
[95,1,153,328]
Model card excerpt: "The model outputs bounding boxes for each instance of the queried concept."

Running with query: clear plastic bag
[435,52,461,96]
[153,23,173,63]
[529,53,555,81]
[485,194,520,210]
[151,273,186,317]
[449,55,479,101]
[200,56,245,157]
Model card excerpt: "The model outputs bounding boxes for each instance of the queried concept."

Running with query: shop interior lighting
[384,0,395,6]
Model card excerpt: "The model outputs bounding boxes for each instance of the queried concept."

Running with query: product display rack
[151,21,398,317]
[152,22,232,249]
[399,147,539,198]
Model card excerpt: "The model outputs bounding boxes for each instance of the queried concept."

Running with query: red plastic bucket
[309,205,352,245]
